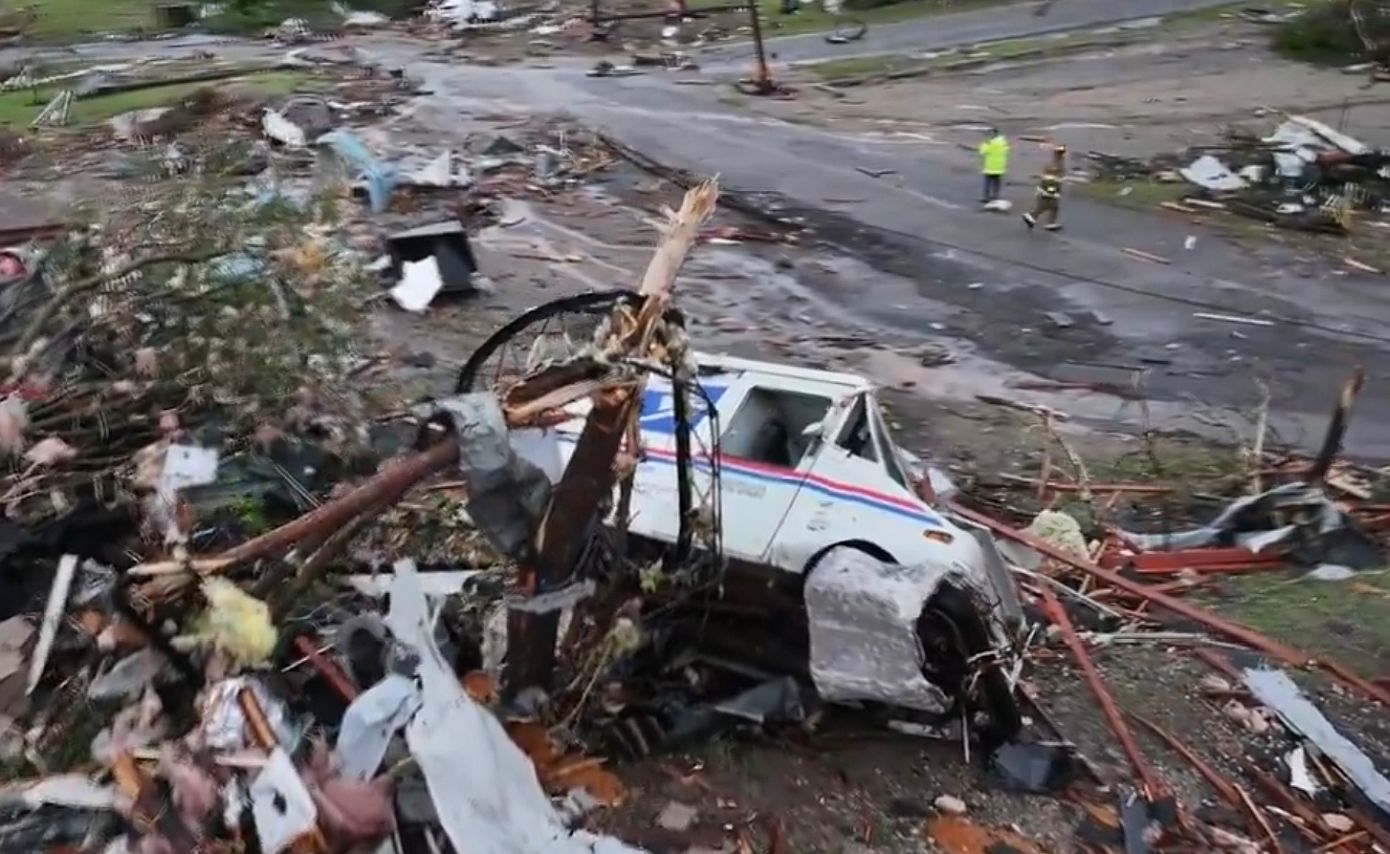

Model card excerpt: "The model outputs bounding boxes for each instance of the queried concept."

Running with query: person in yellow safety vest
[978,128,1009,205]
[1023,145,1067,231]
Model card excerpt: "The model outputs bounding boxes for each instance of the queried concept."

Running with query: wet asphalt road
[380,53,1390,458]
[6,0,1388,457]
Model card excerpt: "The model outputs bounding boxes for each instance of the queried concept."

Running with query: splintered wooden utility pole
[506,180,720,693]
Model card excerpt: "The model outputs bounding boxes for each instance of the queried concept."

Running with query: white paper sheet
[391,257,443,313]
[250,748,318,854]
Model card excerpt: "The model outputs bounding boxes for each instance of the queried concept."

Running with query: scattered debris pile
[1091,114,1390,236]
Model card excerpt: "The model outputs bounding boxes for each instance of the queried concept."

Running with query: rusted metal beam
[948,499,1390,712]
[1131,713,1242,808]
[1039,585,1164,799]
[131,440,460,581]
[1105,546,1286,575]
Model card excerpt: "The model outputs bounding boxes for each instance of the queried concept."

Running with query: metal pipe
[1039,585,1164,799]
[949,498,1390,712]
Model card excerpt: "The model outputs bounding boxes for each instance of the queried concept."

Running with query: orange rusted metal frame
[1131,714,1241,807]
[948,499,1390,712]
[1244,762,1344,849]
[1111,547,1286,576]
[1039,585,1164,799]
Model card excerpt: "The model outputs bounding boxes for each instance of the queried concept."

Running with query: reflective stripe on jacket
[979,135,1009,175]
[1037,174,1061,198]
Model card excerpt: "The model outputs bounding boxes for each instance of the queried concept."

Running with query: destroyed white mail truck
[494,349,1022,729]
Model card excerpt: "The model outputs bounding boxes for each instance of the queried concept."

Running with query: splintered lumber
[1308,368,1365,484]
[947,499,1390,712]
[112,752,202,853]
[1243,761,1336,844]
[508,180,720,692]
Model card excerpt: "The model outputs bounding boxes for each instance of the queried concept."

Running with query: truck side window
[721,387,832,469]
[837,396,877,462]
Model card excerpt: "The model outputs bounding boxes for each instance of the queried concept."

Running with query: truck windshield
[836,396,877,462]
[869,399,910,491]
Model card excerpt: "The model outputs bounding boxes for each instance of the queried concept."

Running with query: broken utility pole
[506,180,720,693]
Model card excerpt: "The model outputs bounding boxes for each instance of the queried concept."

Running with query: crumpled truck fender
[804,545,1022,739]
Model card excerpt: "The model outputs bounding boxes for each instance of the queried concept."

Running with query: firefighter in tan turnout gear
[1023,145,1066,231]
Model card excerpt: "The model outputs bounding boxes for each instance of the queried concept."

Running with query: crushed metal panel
[1117,482,1344,553]
[965,525,1024,627]
[804,546,954,712]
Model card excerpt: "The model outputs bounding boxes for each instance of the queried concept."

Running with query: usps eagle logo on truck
[639,382,727,435]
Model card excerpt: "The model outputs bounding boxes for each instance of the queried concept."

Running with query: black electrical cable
[617,357,725,573]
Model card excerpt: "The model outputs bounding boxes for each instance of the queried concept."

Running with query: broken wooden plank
[1193,312,1275,327]
[509,180,719,692]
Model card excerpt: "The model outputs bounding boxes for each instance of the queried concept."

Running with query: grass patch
[0,71,307,128]
[808,54,915,80]
[759,0,1023,39]
[1273,0,1381,64]
[1092,437,1247,484]
[5,0,414,42]
[7,0,155,42]
[807,29,1142,81]
[1073,177,1191,212]
[1200,571,1390,674]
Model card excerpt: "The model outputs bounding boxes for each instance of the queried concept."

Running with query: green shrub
[204,0,420,33]
[1273,0,1377,63]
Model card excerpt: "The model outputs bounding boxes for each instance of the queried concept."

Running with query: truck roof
[693,351,874,392]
